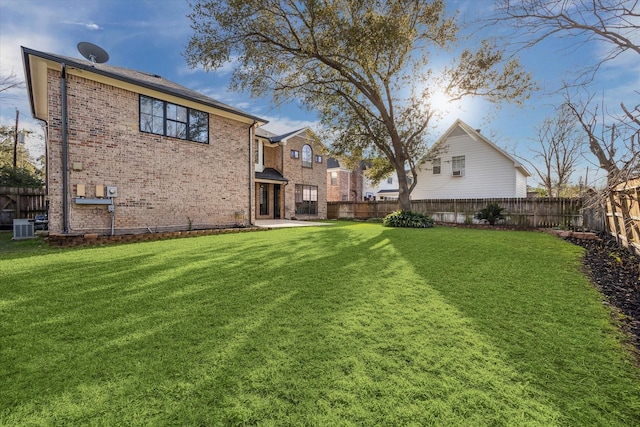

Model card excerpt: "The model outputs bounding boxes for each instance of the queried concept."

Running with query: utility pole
[13,109,19,169]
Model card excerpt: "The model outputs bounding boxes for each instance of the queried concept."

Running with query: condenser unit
[13,219,34,240]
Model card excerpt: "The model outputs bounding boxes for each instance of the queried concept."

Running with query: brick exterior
[282,135,327,219]
[327,162,364,202]
[254,133,327,220]
[46,69,252,235]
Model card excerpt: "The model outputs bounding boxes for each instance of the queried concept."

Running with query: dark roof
[377,189,399,193]
[269,128,305,143]
[327,157,368,170]
[255,168,288,182]
[22,46,266,124]
[255,127,308,143]
[327,158,340,168]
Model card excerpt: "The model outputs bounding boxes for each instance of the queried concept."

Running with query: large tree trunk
[396,166,412,211]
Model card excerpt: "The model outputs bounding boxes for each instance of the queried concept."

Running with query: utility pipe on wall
[60,63,69,234]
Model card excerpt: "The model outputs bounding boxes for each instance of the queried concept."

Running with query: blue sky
[1,0,638,188]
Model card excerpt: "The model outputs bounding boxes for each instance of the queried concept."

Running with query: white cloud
[62,21,103,30]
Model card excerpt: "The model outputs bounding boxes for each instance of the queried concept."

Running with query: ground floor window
[295,184,318,215]
[259,183,269,215]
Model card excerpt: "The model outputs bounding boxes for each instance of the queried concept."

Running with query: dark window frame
[302,145,313,168]
[259,183,269,215]
[295,184,318,215]
[139,95,209,144]
[290,149,299,159]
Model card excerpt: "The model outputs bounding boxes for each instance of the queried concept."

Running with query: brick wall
[46,70,252,235]
[327,168,364,202]
[282,135,327,219]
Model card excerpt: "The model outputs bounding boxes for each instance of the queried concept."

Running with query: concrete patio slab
[254,219,334,228]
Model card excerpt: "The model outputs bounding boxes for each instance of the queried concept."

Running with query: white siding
[515,169,528,197]
[412,132,522,199]
[364,172,399,200]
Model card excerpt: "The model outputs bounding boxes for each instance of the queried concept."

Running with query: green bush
[474,203,505,225]
[383,210,434,228]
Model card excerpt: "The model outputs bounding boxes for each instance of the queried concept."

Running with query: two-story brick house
[326,157,365,202]
[255,128,327,220]
[22,46,275,235]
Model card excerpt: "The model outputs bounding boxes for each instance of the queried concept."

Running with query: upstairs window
[315,155,323,163]
[302,145,313,168]
[330,171,338,186]
[290,149,299,159]
[387,177,393,184]
[432,158,441,175]
[452,155,465,177]
[140,95,208,144]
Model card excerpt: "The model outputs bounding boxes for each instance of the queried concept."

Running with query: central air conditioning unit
[13,218,34,240]
[452,170,464,177]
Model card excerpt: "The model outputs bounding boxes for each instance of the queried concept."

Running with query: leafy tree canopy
[0,125,44,188]
[186,0,534,209]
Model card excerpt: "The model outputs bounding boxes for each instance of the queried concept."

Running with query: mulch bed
[565,233,640,357]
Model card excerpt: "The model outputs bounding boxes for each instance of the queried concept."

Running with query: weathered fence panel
[0,187,47,228]
[328,197,600,230]
[606,178,640,254]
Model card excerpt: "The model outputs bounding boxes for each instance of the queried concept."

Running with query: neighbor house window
[452,155,465,176]
[315,155,323,163]
[140,95,208,143]
[290,149,299,159]
[259,184,269,215]
[295,184,318,215]
[387,177,393,184]
[302,145,313,168]
[432,158,441,175]
[330,171,338,186]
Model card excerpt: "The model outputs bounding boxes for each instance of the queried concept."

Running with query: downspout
[248,121,256,226]
[60,63,69,234]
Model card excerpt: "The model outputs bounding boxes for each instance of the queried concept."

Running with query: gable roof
[255,127,315,144]
[22,46,267,125]
[430,119,531,177]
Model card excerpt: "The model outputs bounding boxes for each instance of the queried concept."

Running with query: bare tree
[565,89,639,185]
[494,0,639,79]
[526,104,584,196]
[494,0,639,182]
[0,69,24,99]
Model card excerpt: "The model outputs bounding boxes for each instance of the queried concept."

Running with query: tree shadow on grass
[2,225,638,425]
[383,226,640,426]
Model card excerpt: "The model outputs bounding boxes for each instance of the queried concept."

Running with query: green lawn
[1,224,639,426]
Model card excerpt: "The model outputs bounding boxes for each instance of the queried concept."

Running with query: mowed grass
[1,223,639,426]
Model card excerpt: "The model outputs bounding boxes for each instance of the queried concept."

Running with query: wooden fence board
[606,179,640,254]
[327,197,601,230]
[0,186,47,228]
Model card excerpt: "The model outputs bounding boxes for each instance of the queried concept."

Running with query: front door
[273,185,281,219]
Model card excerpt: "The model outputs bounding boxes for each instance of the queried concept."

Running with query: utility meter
[106,186,118,198]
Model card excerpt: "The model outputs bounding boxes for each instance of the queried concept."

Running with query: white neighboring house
[412,119,531,199]
[363,172,402,201]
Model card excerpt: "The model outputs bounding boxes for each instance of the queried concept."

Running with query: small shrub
[474,203,505,225]
[383,210,434,228]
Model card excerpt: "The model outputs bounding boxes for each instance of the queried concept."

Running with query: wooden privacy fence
[606,178,640,254]
[328,197,605,230]
[0,186,47,228]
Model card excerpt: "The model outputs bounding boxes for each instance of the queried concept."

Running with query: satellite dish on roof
[77,42,109,65]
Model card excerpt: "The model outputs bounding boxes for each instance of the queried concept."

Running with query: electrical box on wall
[106,186,118,198]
